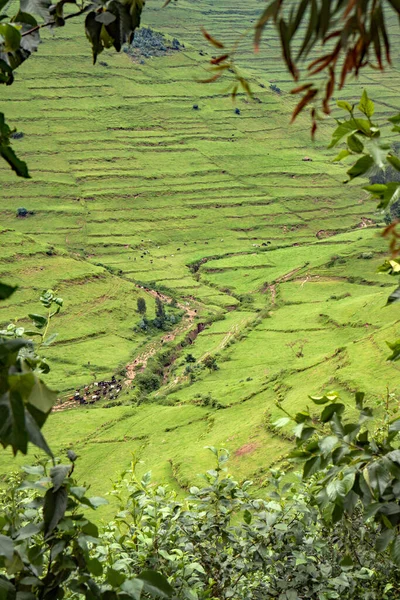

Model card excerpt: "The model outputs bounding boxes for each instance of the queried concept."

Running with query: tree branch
[21,6,90,37]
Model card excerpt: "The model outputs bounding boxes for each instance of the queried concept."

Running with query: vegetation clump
[124,27,183,61]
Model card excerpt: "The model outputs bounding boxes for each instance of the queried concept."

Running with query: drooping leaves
[0,113,29,177]
[85,0,145,64]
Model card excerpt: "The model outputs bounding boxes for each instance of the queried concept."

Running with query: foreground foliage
[277,390,400,568]
[1,444,400,599]
[0,288,61,458]
[0,453,172,599]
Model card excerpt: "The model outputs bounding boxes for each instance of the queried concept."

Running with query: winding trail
[124,287,198,383]
[54,286,199,411]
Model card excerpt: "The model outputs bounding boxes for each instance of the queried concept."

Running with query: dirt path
[124,286,197,383]
[264,264,308,307]
[54,286,199,411]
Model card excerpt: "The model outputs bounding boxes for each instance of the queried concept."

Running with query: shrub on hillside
[135,370,161,393]
[124,27,183,62]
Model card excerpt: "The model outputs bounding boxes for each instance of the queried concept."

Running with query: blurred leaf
[333,149,350,162]
[50,464,71,492]
[28,377,57,413]
[346,155,374,180]
[28,313,47,329]
[137,570,173,598]
[0,23,21,51]
[358,89,374,118]
[375,528,395,552]
[319,435,338,456]
[387,286,400,305]
[329,121,359,148]
[243,509,252,525]
[321,403,345,423]
[0,282,17,300]
[391,536,400,565]
[107,568,126,587]
[386,339,400,362]
[85,11,103,63]
[337,100,352,113]
[0,144,30,178]
[0,534,14,560]
[387,154,400,172]
[43,486,68,536]
[347,134,364,153]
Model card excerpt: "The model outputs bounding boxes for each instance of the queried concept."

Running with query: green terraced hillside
[1,0,400,514]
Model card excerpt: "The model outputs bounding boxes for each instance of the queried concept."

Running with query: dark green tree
[155,296,165,321]
[202,354,218,372]
[137,297,147,315]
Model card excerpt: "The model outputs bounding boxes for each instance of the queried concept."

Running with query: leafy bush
[99,449,400,599]
[0,456,172,600]
[202,354,218,371]
[135,371,162,393]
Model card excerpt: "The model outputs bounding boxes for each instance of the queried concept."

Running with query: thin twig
[21,6,89,37]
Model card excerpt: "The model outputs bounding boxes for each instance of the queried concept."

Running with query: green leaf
[367,461,391,496]
[27,313,47,329]
[0,282,17,300]
[273,417,291,428]
[11,10,38,27]
[88,496,108,508]
[121,579,144,600]
[389,419,400,433]
[41,333,58,347]
[20,0,51,19]
[0,145,30,178]
[50,464,71,492]
[375,528,395,552]
[346,155,374,180]
[0,23,21,51]
[137,570,173,599]
[88,557,103,576]
[27,377,57,414]
[328,121,359,148]
[85,11,103,64]
[24,408,53,457]
[333,149,350,162]
[309,393,337,405]
[337,100,353,113]
[67,449,77,462]
[319,435,338,456]
[326,478,346,501]
[340,554,353,569]
[107,568,126,587]
[355,392,365,410]
[389,113,400,125]
[303,456,320,479]
[0,534,14,560]
[386,339,400,362]
[364,183,387,193]
[95,11,116,25]
[243,509,252,525]
[387,154,400,172]
[387,286,400,306]
[0,577,15,599]
[320,403,345,422]
[391,535,400,565]
[14,523,41,540]
[43,486,68,537]
[358,89,375,118]
[347,134,364,153]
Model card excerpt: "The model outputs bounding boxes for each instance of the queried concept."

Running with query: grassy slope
[1,0,400,517]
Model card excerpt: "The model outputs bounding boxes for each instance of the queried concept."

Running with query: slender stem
[21,6,89,37]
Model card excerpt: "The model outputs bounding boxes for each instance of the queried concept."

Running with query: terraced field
[1,0,400,514]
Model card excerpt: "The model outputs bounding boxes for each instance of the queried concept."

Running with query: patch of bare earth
[235,442,259,457]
